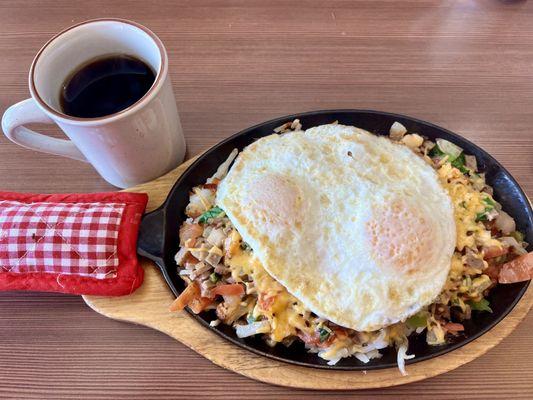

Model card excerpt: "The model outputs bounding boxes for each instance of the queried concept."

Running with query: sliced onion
[471,173,486,191]
[190,246,209,261]
[206,228,226,248]
[465,253,484,269]
[174,247,189,266]
[500,236,527,255]
[190,262,211,279]
[465,154,478,171]
[389,121,407,140]
[436,139,463,160]
[494,211,516,235]
[205,250,222,267]
[235,320,271,338]
[486,208,499,222]
[222,294,242,308]
[179,223,203,246]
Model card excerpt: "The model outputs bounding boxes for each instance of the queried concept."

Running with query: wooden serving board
[83,159,533,390]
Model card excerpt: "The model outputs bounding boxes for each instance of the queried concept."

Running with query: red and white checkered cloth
[0,201,125,279]
[0,192,148,296]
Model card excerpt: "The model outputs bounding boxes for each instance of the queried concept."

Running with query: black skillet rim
[139,109,531,370]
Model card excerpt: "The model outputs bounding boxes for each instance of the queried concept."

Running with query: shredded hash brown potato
[171,120,530,375]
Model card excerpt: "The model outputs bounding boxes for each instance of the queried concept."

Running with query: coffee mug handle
[1,98,88,162]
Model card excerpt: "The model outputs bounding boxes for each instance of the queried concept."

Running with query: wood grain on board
[0,0,532,398]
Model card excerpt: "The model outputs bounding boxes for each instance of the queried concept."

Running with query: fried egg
[216,124,456,332]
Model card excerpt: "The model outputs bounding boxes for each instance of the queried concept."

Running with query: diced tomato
[297,331,318,345]
[258,293,276,310]
[483,245,509,259]
[297,330,334,348]
[179,223,203,246]
[202,183,218,190]
[210,283,245,297]
[498,252,533,284]
[169,282,200,312]
[332,327,349,339]
[485,262,502,281]
[188,296,213,314]
[443,322,465,333]
[182,252,200,269]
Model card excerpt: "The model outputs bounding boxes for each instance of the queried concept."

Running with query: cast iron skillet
[137,109,532,370]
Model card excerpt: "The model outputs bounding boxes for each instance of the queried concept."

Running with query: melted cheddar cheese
[437,163,500,250]
[225,247,312,342]
[217,160,500,344]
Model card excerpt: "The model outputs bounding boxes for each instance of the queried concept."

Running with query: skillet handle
[137,207,166,263]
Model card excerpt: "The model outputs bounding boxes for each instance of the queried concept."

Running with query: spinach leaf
[451,153,469,173]
[429,144,445,158]
[467,298,492,313]
[318,327,331,342]
[406,312,428,328]
[475,212,488,222]
[198,206,224,224]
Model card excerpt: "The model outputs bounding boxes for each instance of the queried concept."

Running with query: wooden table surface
[1,1,532,398]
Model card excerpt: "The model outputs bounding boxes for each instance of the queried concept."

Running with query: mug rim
[28,18,168,126]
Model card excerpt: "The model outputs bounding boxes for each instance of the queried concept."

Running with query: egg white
[217,124,456,332]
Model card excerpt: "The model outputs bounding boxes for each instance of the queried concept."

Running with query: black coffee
[60,54,156,118]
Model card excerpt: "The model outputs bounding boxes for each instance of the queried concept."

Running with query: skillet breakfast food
[170,121,532,374]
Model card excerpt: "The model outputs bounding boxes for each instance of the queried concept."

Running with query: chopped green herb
[482,197,496,207]
[246,314,257,324]
[475,212,488,222]
[510,230,525,243]
[467,298,492,313]
[198,206,224,224]
[429,142,469,173]
[475,197,496,222]
[209,272,221,283]
[458,165,469,174]
[451,153,469,173]
[406,312,428,328]
[318,326,331,342]
[429,144,445,158]
[436,139,463,161]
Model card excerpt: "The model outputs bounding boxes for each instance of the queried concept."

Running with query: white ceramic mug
[1,19,186,188]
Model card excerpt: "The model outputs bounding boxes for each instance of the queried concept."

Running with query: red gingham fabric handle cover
[0,192,148,296]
